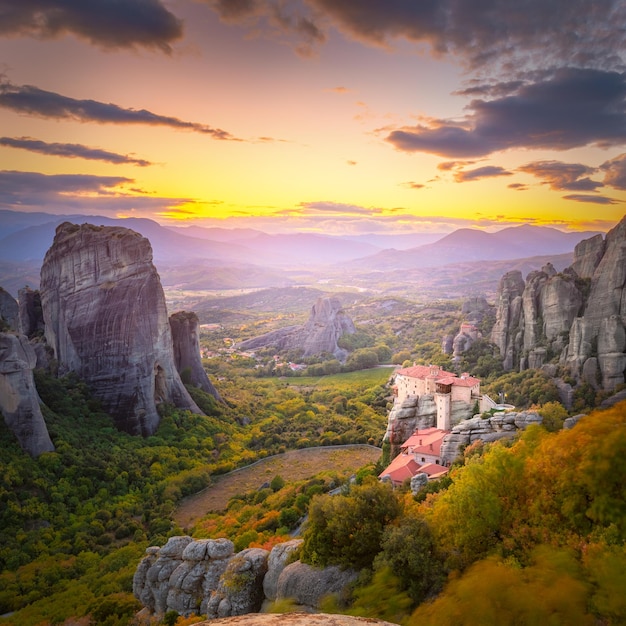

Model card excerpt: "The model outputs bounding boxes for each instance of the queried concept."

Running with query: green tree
[301,478,402,570]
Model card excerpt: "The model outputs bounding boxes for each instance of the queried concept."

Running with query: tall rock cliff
[0,286,19,332]
[238,296,356,360]
[169,311,222,402]
[492,216,626,391]
[40,223,201,436]
[0,331,54,456]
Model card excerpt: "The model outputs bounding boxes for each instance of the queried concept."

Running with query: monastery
[393,364,494,430]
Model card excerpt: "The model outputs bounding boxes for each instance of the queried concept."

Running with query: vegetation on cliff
[300,401,626,625]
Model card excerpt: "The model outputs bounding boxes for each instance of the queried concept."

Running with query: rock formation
[383,394,474,458]
[40,223,201,436]
[133,536,359,620]
[440,410,542,465]
[0,286,19,332]
[169,311,222,402]
[238,296,356,360]
[491,216,626,391]
[0,332,54,456]
[18,287,44,337]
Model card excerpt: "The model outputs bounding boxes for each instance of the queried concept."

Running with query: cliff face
[238,296,356,360]
[169,311,222,402]
[40,223,201,436]
[0,332,54,457]
[0,286,19,332]
[491,216,626,391]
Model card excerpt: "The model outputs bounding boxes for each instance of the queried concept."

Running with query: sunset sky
[1,0,625,235]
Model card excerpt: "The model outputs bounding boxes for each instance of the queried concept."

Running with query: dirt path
[174,445,381,529]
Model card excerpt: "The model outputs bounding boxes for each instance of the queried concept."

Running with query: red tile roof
[397,364,455,379]
[418,463,449,478]
[378,454,421,484]
[401,427,448,456]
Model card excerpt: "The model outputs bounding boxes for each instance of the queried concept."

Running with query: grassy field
[174,445,382,529]
[285,366,396,389]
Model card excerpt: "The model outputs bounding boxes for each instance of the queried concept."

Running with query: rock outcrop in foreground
[0,331,54,456]
[238,296,356,360]
[40,223,201,436]
[491,216,626,391]
[133,537,358,621]
[169,311,222,402]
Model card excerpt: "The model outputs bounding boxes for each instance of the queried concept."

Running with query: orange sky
[0,0,625,235]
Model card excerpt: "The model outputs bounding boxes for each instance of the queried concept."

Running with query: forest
[1,296,625,625]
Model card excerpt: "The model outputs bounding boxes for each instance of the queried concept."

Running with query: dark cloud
[0,169,190,214]
[0,80,240,140]
[600,153,626,190]
[208,0,325,56]
[0,136,151,166]
[386,68,626,158]
[454,166,512,182]
[517,160,603,191]
[508,183,528,191]
[311,0,625,71]
[208,0,625,70]
[0,0,182,52]
[401,181,425,189]
[562,194,620,205]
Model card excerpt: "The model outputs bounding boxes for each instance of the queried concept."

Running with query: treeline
[294,402,626,624]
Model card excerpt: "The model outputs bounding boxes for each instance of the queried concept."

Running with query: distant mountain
[228,232,382,265]
[0,211,279,265]
[340,232,445,250]
[350,225,602,270]
[0,211,382,268]
[165,225,264,242]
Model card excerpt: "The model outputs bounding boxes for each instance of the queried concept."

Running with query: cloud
[508,183,528,191]
[385,68,626,158]
[0,80,240,140]
[600,153,626,190]
[453,166,513,182]
[437,160,475,171]
[0,136,151,166]
[0,170,190,214]
[295,201,383,216]
[0,0,182,53]
[207,0,325,56]
[562,194,621,205]
[401,181,425,190]
[207,0,625,71]
[346,160,357,166]
[517,160,603,191]
[327,86,351,94]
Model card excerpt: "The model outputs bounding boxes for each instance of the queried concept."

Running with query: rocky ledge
[133,537,357,621]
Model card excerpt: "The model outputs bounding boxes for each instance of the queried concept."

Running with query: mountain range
[0,209,604,294]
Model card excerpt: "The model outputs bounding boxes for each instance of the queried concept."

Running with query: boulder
[275,561,358,609]
[40,223,202,436]
[0,332,54,457]
[206,548,269,619]
[263,539,303,601]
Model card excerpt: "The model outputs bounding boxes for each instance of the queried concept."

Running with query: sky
[0,0,625,236]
